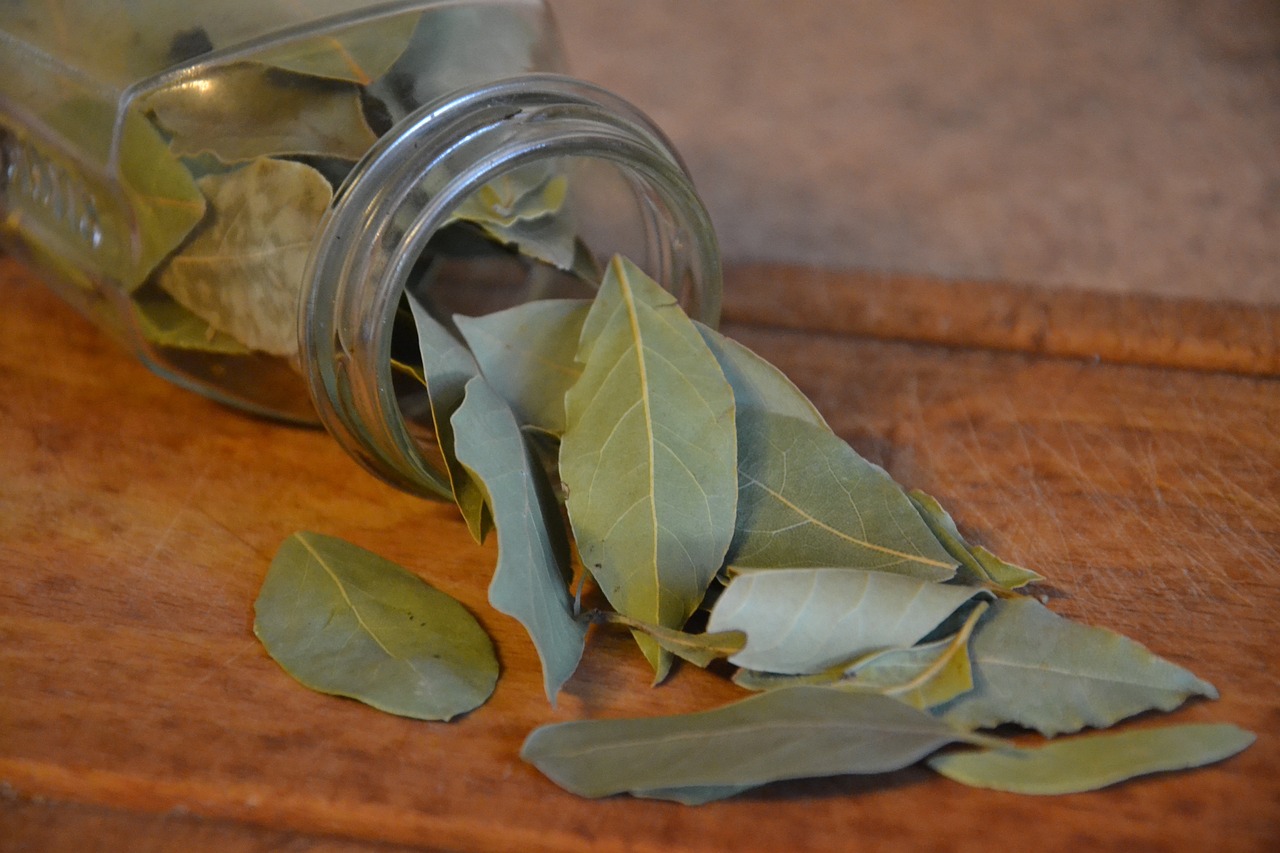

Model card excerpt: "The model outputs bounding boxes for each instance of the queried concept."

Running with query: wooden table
[2,256,1277,851]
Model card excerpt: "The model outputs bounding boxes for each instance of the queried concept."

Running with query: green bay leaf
[936,598,1218,736]
[254,531,498,721]
[520,686,998,799]
[157,157,331,356]
[248,11,417,84]
[406,297,491,543]
[586,611,745,668]
[697,322,828,429]
[454,298,589,435]
[133,289,252,354]
[909,490,1044,590]
[928,724,1255,795]
[560,257,738,673]
[451,376,586,702]
[143,63,378,164]
[728,412,957,579]
[706,568,987,675]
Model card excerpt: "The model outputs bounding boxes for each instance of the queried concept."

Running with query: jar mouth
[300,74,722,499]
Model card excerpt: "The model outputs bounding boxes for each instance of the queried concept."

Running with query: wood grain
[1,257,1277,852]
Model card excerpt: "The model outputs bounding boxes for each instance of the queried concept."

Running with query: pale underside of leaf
[452,376,586,701]
[454,299,588,435]
[928,723,1255,795]
[521,686,997,799]
[406,296,490,542]
[560,257,738,673]
[936,598,1218,736]
[727,412,956,580]
[144,62,379,164]
[253,532,498,721]
[696,322,828,429]
[707,567,985,675]
[156,157,331,356]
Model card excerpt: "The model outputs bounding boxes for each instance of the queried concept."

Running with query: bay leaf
[41,100,206,289]
[909,490,1044,591]
[247,10,417,85]
[451,375,586,701]
[452,167,578,272]
[157,157,331,356]
[133,289,252,354]
[454,299,589,435]
[143,63,379,163]
[696,322,828,428]
[727,412,957,580]
[560,257,738,673]
[706,568,987,675]
[520,686,1000,799]
[844,601,986,709]
[253,531,498,721]
[406,296,490,543]
[928,724,1255,795]
[936,598,1218,736]
[586,611,745,668]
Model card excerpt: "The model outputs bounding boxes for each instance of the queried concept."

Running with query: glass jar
[0,0,721,498]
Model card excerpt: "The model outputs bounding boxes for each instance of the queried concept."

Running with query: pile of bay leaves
[253,256,1253,803]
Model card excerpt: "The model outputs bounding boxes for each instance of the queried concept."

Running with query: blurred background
[548,0,1279,305]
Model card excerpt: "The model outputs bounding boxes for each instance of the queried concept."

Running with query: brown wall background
[549,0,1280,305]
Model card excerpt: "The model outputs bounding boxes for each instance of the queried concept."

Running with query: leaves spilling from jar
[252,253,1252,804]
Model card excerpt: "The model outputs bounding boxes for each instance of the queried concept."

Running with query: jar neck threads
[300,74,721,497]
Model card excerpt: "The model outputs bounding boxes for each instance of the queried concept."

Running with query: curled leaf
[909,490,1044,591]
[452,376,586,701]
[928,724,1255,795]
[254,532,498,721]
[706,568,987,675]
[585,611,745,668]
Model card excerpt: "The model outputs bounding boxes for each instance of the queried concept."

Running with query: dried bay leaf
[585,611,746,668]
[560,257,738,673]
[452,167,578,272]
[706,568,987,675]
[143,63,379,163]
[451,376,586,701]
[928,724,1255,795]
[254,532,498,721]
[936,598,1218,736]
[157,157,331,356]
[520,686,1000,799]
[133,288,251,354]
[909,490,1044,591]
[697,322,828,429]
[231,9,417,85]
[454,299,589,435]
[727,412,957,580]
[406,296,490,543]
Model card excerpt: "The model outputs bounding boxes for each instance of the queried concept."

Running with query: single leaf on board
[585,611,745,668]
[157,157,331,355]
[451,376,586,701]
[936,598,1218,736]
[406,296,490,543]
[696,322,828,429]
[520,686,1000,800]
[560,257,738,674]
[133,289,251,354]
[909,490,1044,591]
[928,724,1255,795]
[143,63,379,163]
[454,299,589,435]
[250,11,418,84]
[727,412,957,580]
[253,532,498,721]
[706,568,987,675]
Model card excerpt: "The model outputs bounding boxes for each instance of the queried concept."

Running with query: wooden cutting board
[1,256,1276,852]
